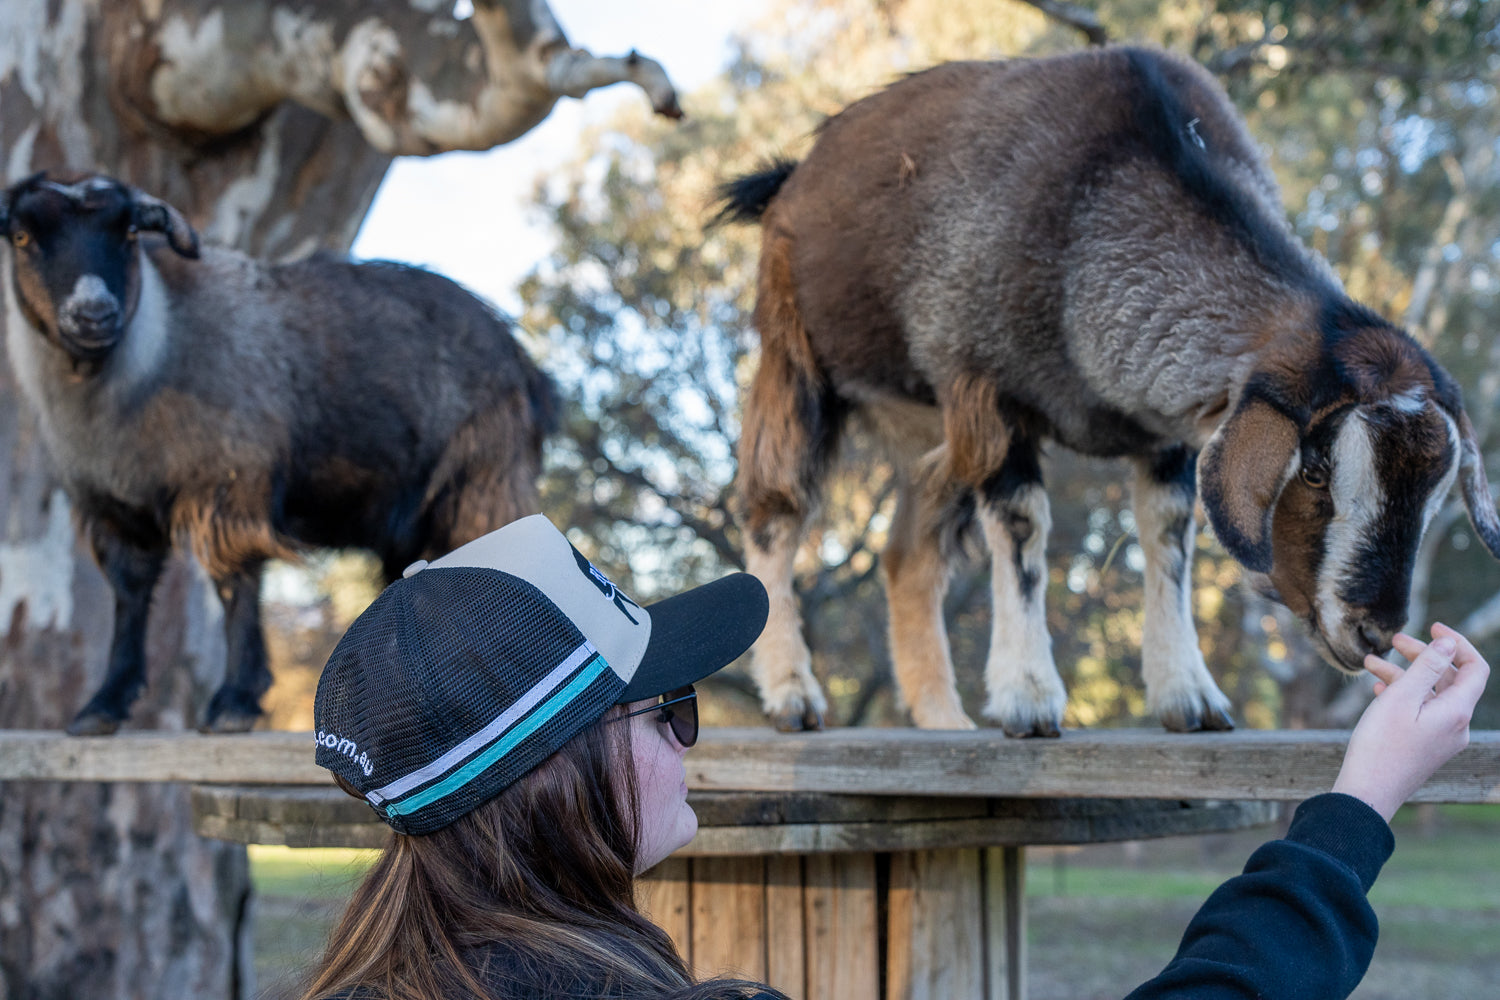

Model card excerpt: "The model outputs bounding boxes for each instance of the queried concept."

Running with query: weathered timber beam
[1,728,1497,803]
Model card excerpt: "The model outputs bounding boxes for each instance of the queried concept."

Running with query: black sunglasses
[615,685,698,747]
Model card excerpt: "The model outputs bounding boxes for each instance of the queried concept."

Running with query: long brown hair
[300,710,705,1000]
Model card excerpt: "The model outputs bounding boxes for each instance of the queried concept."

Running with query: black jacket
[1126,792,1394,1000]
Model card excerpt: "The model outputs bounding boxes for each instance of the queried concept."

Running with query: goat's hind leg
[69,525,166,735]
[978,439,1067,737]
[202,565,273,733]
[1133,446,1233,732]
[883,472,975,729]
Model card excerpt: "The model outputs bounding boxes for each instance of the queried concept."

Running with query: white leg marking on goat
[1132,467,1232,730]
[980,485,1066,735]
[1316,415,1383,643]
[0,489,76,636]
[744,520,827,720]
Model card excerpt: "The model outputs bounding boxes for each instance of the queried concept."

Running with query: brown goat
[720,47,1500,735]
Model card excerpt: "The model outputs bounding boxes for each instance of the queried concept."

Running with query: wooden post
[804,854,879,997]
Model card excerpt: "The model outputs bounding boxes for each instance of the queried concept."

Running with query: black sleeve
[1123,792,1395,1000]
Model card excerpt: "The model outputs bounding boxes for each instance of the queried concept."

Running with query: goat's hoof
[910,706,978,730]
[1000,719,1062,738]
[770,705,824,732]
[66,711,122,736]
[1160,705,1236,733]
[199,711,259,734]
[201,686,265,733]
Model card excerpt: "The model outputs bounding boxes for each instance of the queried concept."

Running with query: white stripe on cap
[366,640,598,806]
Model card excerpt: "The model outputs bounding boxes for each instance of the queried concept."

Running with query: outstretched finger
[1363,653,1403,690]
[1391,631,1428,663]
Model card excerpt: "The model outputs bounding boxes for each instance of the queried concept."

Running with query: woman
[302,513,786,1000]
[302,514,1489,1000]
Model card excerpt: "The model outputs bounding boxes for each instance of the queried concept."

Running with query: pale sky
[352,0,762,314]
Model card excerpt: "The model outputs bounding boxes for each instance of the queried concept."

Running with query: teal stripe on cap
[384,653,610,820]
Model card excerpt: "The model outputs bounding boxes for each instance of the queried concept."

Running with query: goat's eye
[125,225,138,242]
[1300,465,1329,489]
[10,230,29,248]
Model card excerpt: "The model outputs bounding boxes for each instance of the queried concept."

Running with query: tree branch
[139,0,681,156]
[1012,0,1109,45]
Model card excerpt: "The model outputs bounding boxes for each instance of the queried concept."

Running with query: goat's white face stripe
[41,178,116,202]
[1387,388,1427,414]
[66,274,112,310]
[1315,412,1382,632]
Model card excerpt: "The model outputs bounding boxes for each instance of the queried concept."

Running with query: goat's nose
[1356,620,1394,657]
[72,300,118,325]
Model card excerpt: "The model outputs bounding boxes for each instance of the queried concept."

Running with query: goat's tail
[712,158,798,225]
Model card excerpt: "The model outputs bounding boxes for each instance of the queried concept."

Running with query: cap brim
[618,573,768,702]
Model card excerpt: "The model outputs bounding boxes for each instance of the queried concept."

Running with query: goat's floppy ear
[1455,409,1500,559]
[1197,386,1304,573]
[129,189,199,259]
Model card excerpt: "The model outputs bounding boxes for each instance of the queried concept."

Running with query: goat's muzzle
[57,301,122,363]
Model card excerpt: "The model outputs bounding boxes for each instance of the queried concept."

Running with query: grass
[248,846,378,1000]
[1024,804,1500,1000]
[249,806,1500,1000]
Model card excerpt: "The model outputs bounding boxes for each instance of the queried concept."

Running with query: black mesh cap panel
[314,566,626,834]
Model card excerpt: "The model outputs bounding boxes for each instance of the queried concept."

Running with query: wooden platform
[8,726,1495,999]
[191,784,1278,1000]
[4,727,1498,802]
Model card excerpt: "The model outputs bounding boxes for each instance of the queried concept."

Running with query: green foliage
[520,0,1500,728]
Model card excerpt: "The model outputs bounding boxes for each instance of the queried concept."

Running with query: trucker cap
[313,514,768,835]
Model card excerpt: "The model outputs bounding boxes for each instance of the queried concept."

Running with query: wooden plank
[803,853,878,998]
[638,857,692,962]
[0,730,324,782]
[886,849,984,1000]
[5,728,1500,803]
[764,856,805,999]
[690,856,767,982]
[190,785,1278,852]
[683,728,1500,803]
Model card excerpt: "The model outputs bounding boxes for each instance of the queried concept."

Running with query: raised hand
[1331,623,1490,822]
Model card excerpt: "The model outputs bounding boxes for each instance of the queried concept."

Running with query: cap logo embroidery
[316,729,374,776]
[572,546,642,624]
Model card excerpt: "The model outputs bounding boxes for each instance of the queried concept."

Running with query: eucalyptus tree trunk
[0,2,676,996]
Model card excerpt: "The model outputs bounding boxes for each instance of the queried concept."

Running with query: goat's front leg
[980,444,1067,737]
[69,527,167,735]
[202,564,272,733]
[1132,446,1234,732]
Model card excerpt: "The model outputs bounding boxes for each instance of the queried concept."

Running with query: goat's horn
[129,188,200,260]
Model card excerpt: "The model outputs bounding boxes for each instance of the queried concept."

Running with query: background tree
[0,2,678,996]
[519,0,1500,730]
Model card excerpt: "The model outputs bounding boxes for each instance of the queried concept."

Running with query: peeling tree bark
[0,2,678,997]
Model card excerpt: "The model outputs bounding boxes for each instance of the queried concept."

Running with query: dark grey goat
[720,47,1500,735]
[1,171,557,734]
